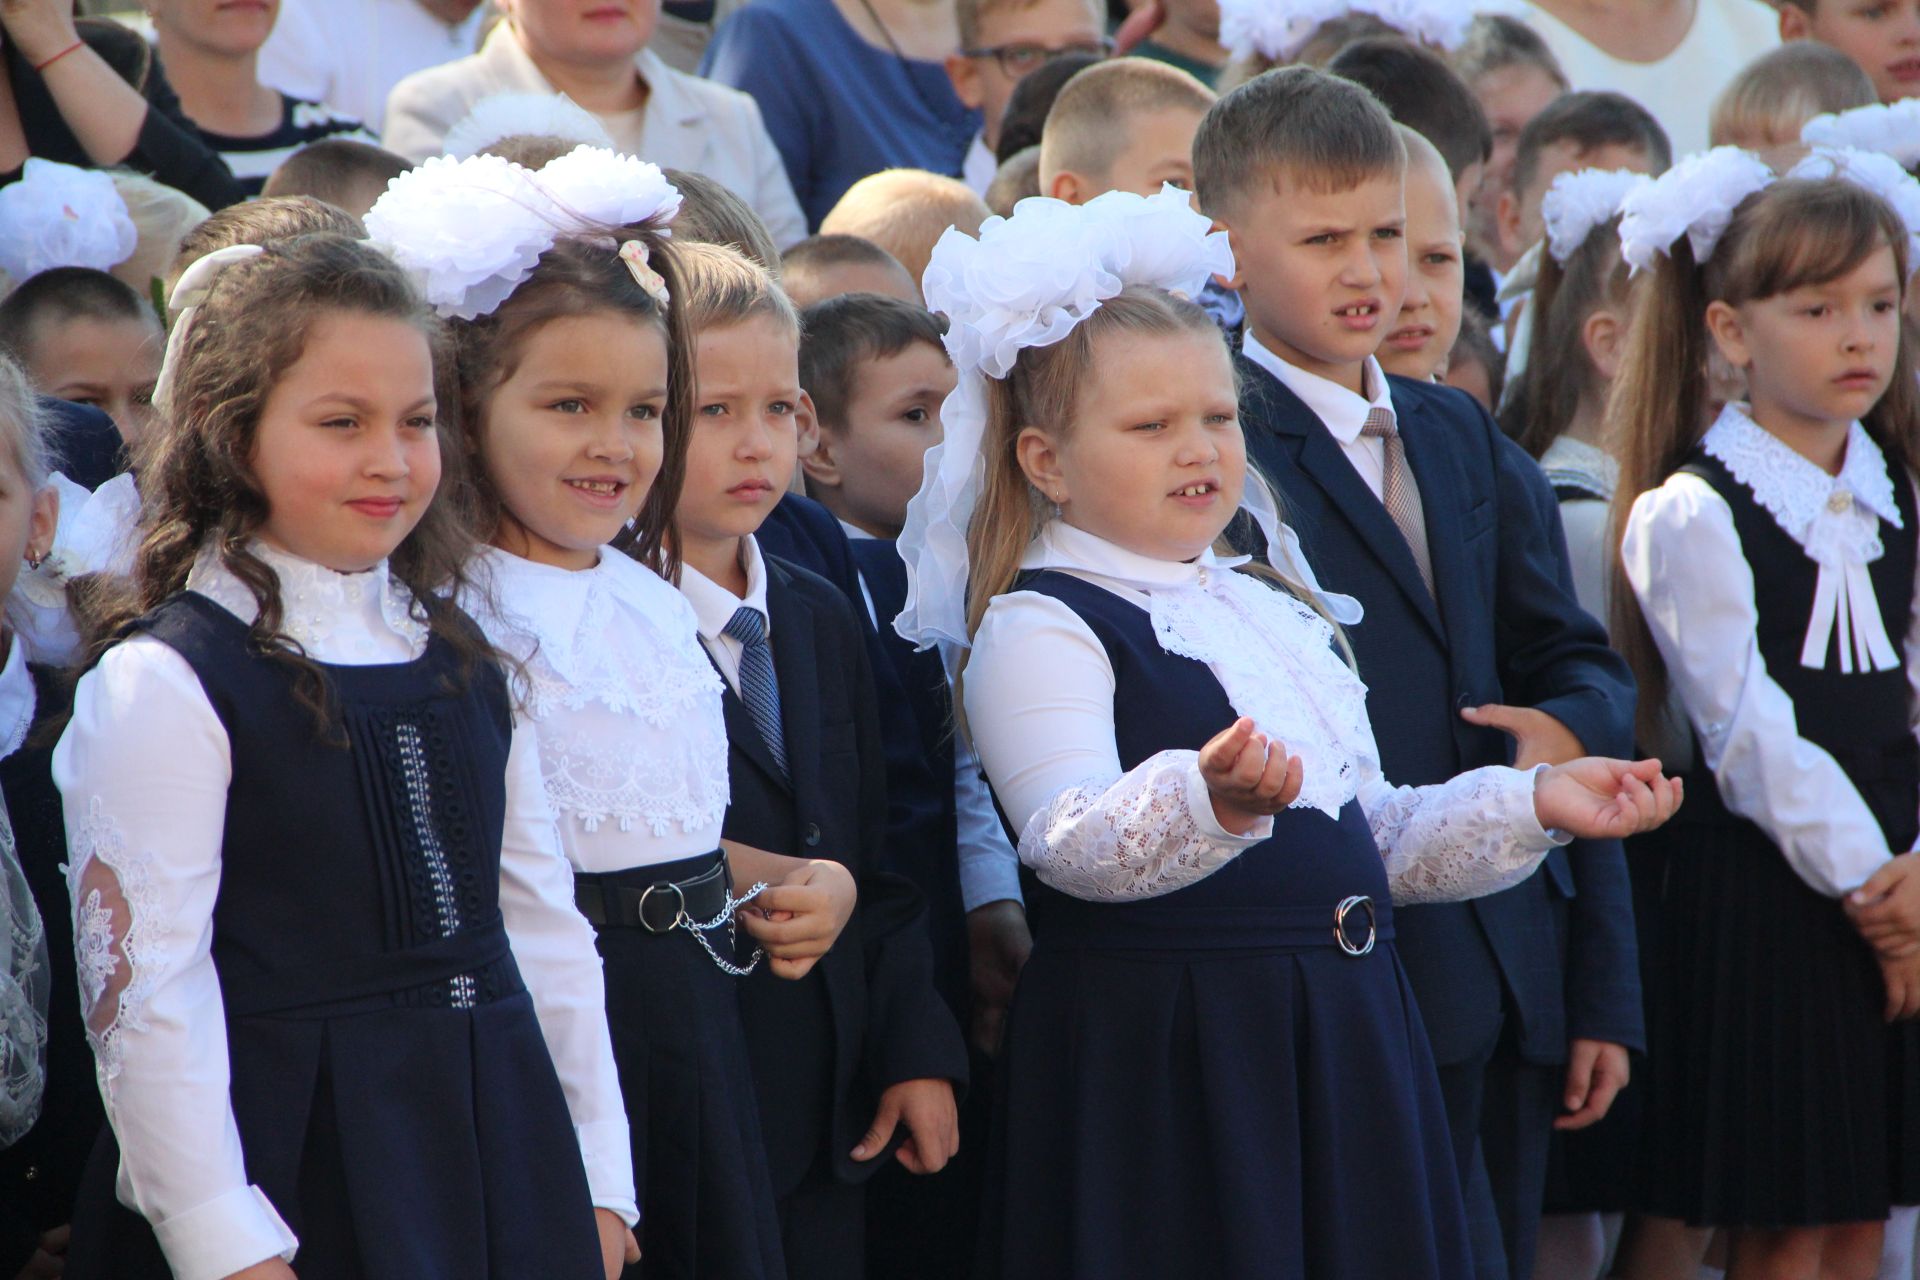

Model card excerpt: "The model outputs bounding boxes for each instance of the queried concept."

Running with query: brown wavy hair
[446,218,695,579]
[82,232,491,736]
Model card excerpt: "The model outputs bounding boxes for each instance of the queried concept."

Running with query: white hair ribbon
[1617,146,1775,273]
[152,243,267,418]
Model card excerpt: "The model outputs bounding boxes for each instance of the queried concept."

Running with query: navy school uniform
[696,548,968,1280]
[1233,352,1641,1280]
[60,591,605,1280]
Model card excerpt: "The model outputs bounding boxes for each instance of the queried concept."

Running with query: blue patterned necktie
[722,606,788,778]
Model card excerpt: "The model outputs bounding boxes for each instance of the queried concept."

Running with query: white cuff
[1183,760,1275,847]
[1520,764,1575,851]
[152,1184,298,1280]
[579,1117,640,1227]
[959,843,1026,913]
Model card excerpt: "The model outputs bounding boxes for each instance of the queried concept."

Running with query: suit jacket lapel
[1395,392,1473,652]
[1239,356,1447,641]
[765,562,824,803]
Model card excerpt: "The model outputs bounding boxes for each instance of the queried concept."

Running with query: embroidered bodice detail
[469,549,729,862]
[1703,403,1903,673]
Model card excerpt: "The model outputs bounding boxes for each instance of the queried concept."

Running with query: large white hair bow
[1618,146,1775,273]
[1801,98,1920,170]
[0,158,137,285]
[897,186,1289,669]
[1220,0,1519,62]
[1541,168,1650,265]
[1788,146,1920,276]
[364,146,681,320]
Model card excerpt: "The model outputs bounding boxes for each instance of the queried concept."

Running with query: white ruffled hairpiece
[897,186,1355,669]
[1801,99,1920,170]
[364,146,682,320]
[441,91,616,160]
[1617,146,1775,273]
[1220,0,1520,62]
[0,158,137,285]
[1788,146,1920,276]
[1540,168,1650,265]
[152,243,267,418]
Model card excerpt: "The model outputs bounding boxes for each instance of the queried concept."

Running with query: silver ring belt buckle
[1334,895,1377,957]
[637,881,688,934]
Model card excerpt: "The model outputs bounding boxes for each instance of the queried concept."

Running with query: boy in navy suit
[1192,66,1641,1280]
[671,241,968,1280]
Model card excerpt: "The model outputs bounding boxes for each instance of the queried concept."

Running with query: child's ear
[26,483,57,566]
[1583,308,1626,380]
[1777,2,1812,39]
[800,426,843,490]
[1048,169,1084,204]
[1015,426,1068,504]
[1495,188,1525,261]
[1212,217,1250,293]
[944,52,986,112]
[1703,300,1751,369]
[788,391,821,496]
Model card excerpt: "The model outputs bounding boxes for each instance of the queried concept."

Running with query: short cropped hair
[1709,42,1876,148]
[1039,57,1215,185]
[171,195,365,284]
[261,138,409,210]
[1511,90,1672,200]
[663,168,781,273]
[676,239,802,338]
[799,293,949,432]
[995,51,1103,163]
[820,169,991,291]
[1194,66,1405,216]
[0,267,154,362]
[986,145,1043,216]
[781,234,919,307]
[1451,15,1568,91]
[1328,37,1492,180]
[957,0,1101,49]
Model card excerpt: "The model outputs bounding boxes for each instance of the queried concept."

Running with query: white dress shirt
[1539,435,1620,622]
[1624,407,1920,898]
[53,544,636,1280]
[465,546,730,871]
[679,535,773,695]
[964,520,1562,904]
[383,23,808,248]
[962,133,996,197]
[1242,332,1398,501]
[257,0,488,133]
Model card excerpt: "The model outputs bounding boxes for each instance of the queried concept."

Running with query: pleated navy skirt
[589,850,788,1280]
[978,806,1473,1280]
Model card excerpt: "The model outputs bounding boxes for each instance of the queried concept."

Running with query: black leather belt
[575,855,734,933]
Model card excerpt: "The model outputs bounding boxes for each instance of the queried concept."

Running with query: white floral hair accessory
[0,158,137,285]
[366,148,683,320]
[441,92,616,160]
[1220,0,1520,62]
[1789,145,1920,275]
[1541,168,1651,265]
[1801,99,1920,170]
[152,243,267,418]
[1618,146,1775,274]
[897,186,1256,666]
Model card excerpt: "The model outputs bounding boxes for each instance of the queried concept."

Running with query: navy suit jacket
[720,555,968,1195]
[1235,356,1644,1064]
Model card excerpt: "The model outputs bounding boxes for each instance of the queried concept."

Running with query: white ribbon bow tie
[1800,489,1899,674]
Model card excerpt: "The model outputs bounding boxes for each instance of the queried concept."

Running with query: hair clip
[619,238,671,306]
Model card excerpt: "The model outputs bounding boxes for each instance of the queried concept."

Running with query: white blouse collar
[679,535,772,643]
[0,635,34,763]
[1021,518,1243,593]
[1540,436,1620,499]
[1703,402,1902,541]
[475,544,692,678]
[187,541,430,663]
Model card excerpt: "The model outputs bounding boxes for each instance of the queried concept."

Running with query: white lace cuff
[1371,764,1563,906]
[1015,749,1270,902]
[151,1183,298,1280]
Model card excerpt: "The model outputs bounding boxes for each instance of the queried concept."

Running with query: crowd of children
[0,1,1917,1279]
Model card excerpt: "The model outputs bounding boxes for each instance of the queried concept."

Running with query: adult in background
[147,0,373,197]
[385,0,807,248]
[0,0,240,210]
[701,0,980,232]
[258,0,487,134]
[1523,0,1775,156]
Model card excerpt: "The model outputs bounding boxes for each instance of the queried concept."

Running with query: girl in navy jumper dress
[54,233,634,1280]
[892,188,1682,1280]
[1615,152,1920,1278]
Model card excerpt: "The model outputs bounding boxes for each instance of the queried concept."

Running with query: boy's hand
[595,1208,639,1278]
[1533,758,1682,839]
[967,900,1032,1057]
[1554,1039,1630,1131]
[1199,717,1303,835]
[1460,704,1586,769]
[740,858,857,980]
[1881,948,1920,1022]
[851,1078,960,1174]
[1846,853,1920,953]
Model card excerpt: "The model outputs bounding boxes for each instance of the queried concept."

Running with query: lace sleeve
[1364,764,1561,905]
[0,796,46,1150]
[1016,749,1269,902]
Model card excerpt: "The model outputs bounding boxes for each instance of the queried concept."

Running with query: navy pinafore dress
[979,571,1472,1280]
[65,594,604,1280]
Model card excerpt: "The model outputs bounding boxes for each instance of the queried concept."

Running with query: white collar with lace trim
[0,634,34,763]
[186,542,430,664]
[1702,402,1902,545]
[1540,436,1620,501]
[474,545,697,671]
[1020,518,1245,598]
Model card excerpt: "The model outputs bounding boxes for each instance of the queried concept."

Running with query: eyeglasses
[962,39,1114,78]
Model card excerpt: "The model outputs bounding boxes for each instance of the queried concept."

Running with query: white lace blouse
[1622,403,1920,898]
[962,521,1564,904]
[465,546,730,871]
[51,544,637,1280]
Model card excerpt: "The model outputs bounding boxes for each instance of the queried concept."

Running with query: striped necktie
[722,606,788,778]
[1360,408,1436,600]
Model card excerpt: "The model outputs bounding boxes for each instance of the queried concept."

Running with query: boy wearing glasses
[944,0,1110,194]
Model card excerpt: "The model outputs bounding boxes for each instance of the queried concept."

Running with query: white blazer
[383,21,806,249]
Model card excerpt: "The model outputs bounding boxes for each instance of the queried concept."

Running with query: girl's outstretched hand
[1199,717,1304,835]
[1532,758,1682,839]
[739,858,857,980]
